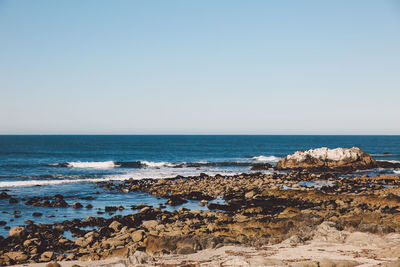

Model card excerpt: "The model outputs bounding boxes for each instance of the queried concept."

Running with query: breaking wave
[251,155,281,162]
[50,156,282,170]
[0,176,139,188]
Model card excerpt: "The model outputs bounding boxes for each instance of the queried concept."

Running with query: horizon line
[0,133,399,136]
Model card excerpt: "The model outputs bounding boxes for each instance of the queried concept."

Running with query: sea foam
[251,155,281,162]
[65,161,117,169]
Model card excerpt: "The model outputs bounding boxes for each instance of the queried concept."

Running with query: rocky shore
[1,147,400,266]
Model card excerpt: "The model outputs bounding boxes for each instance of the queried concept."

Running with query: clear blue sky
[0,0,399,134]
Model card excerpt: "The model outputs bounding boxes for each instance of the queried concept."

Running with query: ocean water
[1,135,400,237]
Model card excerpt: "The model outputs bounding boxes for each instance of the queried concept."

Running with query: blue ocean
[1,135,400,238]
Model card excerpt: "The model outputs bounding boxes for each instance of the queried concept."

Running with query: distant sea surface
[1,135,400,237]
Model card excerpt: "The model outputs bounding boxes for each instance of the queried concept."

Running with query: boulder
[275,147,377,171]
[251,163,273,170]
[109,221,122,231]
[9,226,26,238]
[40,251,54,262]
[131,230,145,242]
[142,220,158,230]
[5,251,28,262]
[72,202,83,209]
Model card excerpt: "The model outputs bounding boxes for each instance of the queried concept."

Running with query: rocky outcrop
[275,147,377,171]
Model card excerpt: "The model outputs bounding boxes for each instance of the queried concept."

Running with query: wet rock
[200,200,208,206]
[165,195,187,206]
[33,212,43,217]
[73,202,83,209]
[85,204,93,208]
[9,197,18,204]
[0,192,10,199]
[251,163,273,170]
[105,206,118,212]
[0,221,6,226]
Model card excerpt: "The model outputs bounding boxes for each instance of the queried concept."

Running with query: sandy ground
[11,222,400,267]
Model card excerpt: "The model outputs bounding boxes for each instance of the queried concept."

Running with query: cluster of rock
[2,168,400,265]
[1,147,400,266]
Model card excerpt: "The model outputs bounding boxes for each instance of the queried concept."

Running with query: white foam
[252,155,281,162]
[394,169,400,174]
[66,161,117,169]
[385,160,400,164]
[140,161,175,168]
[0,176,133,188]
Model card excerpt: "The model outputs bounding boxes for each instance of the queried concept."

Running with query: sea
[1,135,400,238]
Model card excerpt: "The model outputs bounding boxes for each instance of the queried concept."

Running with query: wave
[0,176,140,188]
[251,155,281,162]
[394,170,400,174]
[59,161,117,169]
[49,155,283,170]
[140,161,175,168]
[386,160,400,164]
[51,160,268,169]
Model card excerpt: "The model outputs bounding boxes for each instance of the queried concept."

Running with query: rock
[146,235,178,255]
[139,206,150,213]
[131,230,145,242]
[46,262,61,267]
[9,226,26,238]
[165,195,187,206]
[200,200,208,206]
[0,191,10,199]
[127,251,154,264]
[40,251,54,262]
[9,197,18,204]
[251,163,273,170]
[107,247,129,258]
[85,204,93,208]
[176,237,201,254]
[105,206,118,212]
[0,221,6,226]
[176,246,196,254]
[109,221,122,231]
[245,190,256,199]
[33,212,43,217]
[275,147,376,171]
[5,251,28,262]
[75,236,92,247]
[142,220,158,230]
[72,202,83,209]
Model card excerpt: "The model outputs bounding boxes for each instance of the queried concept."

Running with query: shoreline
[2,169,400,266]
[2,146,400,266]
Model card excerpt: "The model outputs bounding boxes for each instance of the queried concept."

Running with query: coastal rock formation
[275,147,377,171]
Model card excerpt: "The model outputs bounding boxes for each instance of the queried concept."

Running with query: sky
[0,0,399,135]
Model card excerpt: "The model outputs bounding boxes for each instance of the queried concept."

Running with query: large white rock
[275,147,376,171]
[286,147,363,162]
